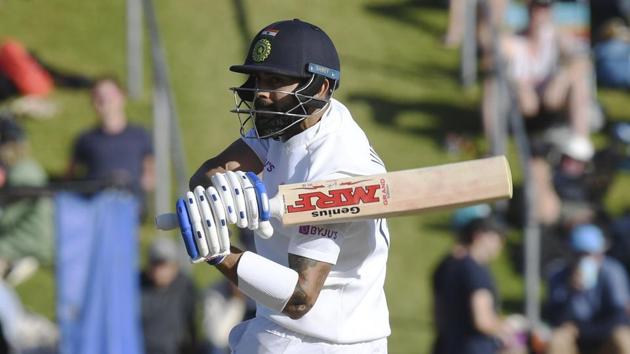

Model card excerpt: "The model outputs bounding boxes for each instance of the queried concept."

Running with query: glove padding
[177,171,271,264]
[179,187,229,264]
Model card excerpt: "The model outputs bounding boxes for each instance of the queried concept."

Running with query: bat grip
[155,212,179,230]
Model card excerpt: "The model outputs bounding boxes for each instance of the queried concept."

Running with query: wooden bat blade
[276,156,512,226]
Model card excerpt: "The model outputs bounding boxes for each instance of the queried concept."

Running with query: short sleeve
[72,134,87,163]
[463,261,493,295]
[287,223,348,265]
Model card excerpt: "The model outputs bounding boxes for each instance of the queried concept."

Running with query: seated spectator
[0,114,53,285]
[544,224,630,354]
[593,18,630,89]
[200,229,256,354]
[0,278,58,353]
[141,236,197,354]
[201,279,254,354]
[65,78,154,215]
[0,38,94,119]
[499,0,593,139]
[530,133,596,228]
[432,215,521,354]
[590,0,630,46]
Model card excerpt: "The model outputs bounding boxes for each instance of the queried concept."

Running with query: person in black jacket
[141,237,197,354]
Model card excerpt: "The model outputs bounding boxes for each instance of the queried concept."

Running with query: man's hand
[172,171,270,265]
[176,189,229,265]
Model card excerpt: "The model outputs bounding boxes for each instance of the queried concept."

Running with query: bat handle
[155,213,179,230]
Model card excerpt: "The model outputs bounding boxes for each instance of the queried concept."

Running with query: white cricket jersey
[242,98,391,344]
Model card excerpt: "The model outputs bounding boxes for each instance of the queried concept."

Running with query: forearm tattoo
[283,255,323,318]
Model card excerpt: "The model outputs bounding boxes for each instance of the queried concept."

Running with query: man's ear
[317,78,330,98]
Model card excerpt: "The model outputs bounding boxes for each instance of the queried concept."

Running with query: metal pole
[487,2,541,324]
[508,82,541,327]
[126,0,143,100]
[460,0,478,88]
[152,84,171,215]
[144,0,189,213]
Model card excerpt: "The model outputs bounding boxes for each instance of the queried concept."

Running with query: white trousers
[228,317,388,354]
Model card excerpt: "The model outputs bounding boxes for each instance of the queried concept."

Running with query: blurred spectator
[0,38,94,119]
[0,278,58,354]
[432,215,523,354]
[593,18,630,89]
[590,0,630,45]
[499,0,593,139]
[608,210,630,276]
[65,78,154,215]
[200,229,256,354]
[141,236,197,354]
[530,133,596,228]
[443,0,507,48]
[544,224,630,354]
[0,113,53,285]
[201,279,253,354]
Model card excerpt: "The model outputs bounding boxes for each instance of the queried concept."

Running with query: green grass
[1,0,629,353]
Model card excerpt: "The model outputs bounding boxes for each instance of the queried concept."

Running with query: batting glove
[177,187,230,265]
[211,171,273,238]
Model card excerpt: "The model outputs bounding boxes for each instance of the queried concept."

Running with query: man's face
[530,4,552,27]
[148,260,178,287]
[91,80,125,120]
[476,231,504,262]
[560,155,587,177]
[252,73,302,137]
[253,73,300,114]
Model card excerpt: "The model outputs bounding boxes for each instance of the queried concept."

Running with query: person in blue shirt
[65,78,154,214]
[545,223,630,354]
[432,215,517,354]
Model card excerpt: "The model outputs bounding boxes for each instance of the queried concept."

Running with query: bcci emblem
[252,39,271,62]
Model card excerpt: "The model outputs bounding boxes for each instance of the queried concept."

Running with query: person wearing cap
[0,114,53,285]
[544,224,630,354]
[552,134,595,203]
[497,0,593,139]
[431,216,519,354]
[140,236,197,354]
[530,133,597,229]
[182,19,391,352]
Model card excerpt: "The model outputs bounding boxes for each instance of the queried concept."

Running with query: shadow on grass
[343,54,459,83]
[347,92,481,148]
[364,0,447,38]
[232,0,252,54]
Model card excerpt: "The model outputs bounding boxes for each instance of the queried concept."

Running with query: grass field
[1,0,629,353]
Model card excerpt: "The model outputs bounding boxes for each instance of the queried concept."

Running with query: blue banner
[55,191,142,354]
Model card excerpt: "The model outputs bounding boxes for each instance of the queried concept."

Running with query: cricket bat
[155,156,512,236]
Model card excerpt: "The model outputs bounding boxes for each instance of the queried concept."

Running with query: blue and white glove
[171,171,272,265]
[177,187,229,265]
[210,171,273,238]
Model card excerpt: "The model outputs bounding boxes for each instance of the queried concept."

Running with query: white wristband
[237,251,298,313]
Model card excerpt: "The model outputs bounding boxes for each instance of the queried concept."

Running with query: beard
[253,95,305,138]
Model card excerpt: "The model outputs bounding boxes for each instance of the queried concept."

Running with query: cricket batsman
[171,19,391,353]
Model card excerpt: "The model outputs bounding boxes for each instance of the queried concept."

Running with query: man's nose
[255,88,271,101]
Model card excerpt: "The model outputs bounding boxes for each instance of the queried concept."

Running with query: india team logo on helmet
[252,39,271,63]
